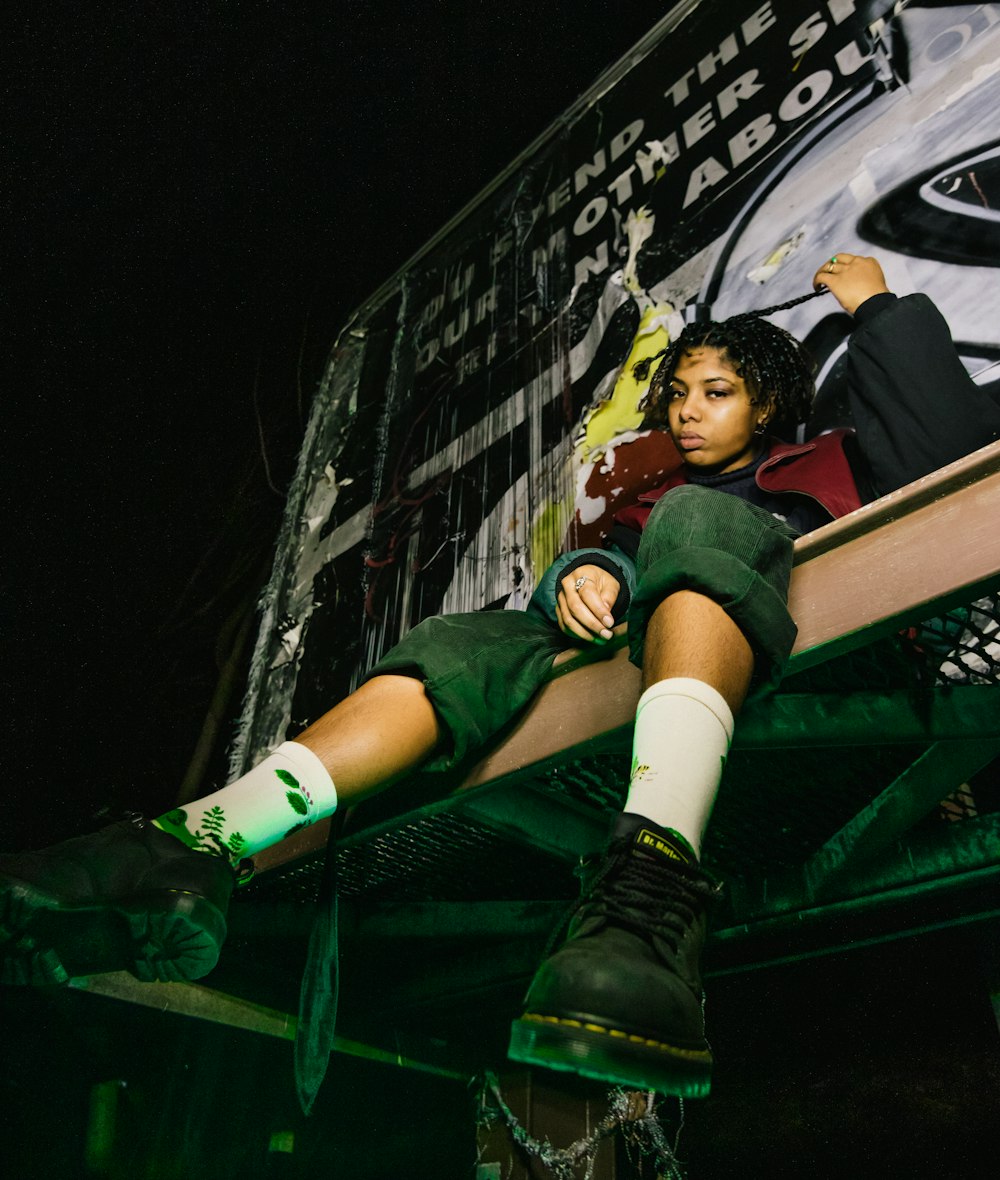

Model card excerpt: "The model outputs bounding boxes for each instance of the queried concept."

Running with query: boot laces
[577,839,714,950]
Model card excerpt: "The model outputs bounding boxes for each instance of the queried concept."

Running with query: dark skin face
[667,346,773,474]
[555,344,776,644]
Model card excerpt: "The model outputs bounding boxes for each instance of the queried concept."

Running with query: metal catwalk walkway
[76,439,1000,1081]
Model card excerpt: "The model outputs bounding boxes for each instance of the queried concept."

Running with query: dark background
[6,1,662,842]
[6,7,1000,1178]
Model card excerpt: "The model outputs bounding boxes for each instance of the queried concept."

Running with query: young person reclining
[3,253,998,1099]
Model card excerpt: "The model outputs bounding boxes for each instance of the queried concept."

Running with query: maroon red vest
[612,429,863,533]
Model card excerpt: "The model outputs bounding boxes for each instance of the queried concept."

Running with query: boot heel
[509,1014,712,1097]
[0,816,236,987]
[123,892,227,982]
[509,815,717,1097]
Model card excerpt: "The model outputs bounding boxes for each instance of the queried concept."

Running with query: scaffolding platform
[76,440,1000,1091]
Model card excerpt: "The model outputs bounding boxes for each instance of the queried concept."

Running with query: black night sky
[6,3,664,842]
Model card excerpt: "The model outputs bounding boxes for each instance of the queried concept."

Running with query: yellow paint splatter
[530,496,572,581]
[579,303,673,462]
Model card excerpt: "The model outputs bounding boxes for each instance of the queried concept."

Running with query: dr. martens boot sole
[509,1009,712,1097]
[0,878,227,985]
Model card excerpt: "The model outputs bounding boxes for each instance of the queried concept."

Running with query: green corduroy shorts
[626,485,798,678]
[368,485,798,771]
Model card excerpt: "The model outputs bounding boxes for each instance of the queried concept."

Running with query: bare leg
[640,589,754,713]
[292,674,442,803]
[623,588,755,856]
[292,590,752,802]
[293,591,747,808]
[0,677,443,989]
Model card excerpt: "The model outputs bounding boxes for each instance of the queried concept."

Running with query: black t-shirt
[686,449,832,537]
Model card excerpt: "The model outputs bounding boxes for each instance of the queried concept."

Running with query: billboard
[232,0,1000,774]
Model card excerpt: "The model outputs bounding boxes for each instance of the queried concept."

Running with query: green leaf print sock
[154,741,337,864]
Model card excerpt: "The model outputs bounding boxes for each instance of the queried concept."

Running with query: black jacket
[846,292,1000,498]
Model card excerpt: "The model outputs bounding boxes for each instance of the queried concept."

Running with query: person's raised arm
[814,251,1000,496]
[812,251,890,314]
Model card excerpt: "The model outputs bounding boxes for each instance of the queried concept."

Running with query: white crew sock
[624,677,734,859]
[154,741,338,863]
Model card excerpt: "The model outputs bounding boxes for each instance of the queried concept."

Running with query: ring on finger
[574,576,589,590]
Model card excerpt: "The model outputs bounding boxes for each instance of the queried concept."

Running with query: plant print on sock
[192,805,245,860]
[274,767,315,839]
[226,831,248,858]
[630,756,652,783]
[157,806,247,864]
[156,808,200,852]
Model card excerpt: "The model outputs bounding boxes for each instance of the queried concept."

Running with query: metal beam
[801,736,1000,896]
[707,868,1000,976]
[458,782,612,862]
[735,684,1000,749]
[724,811,1000,924]
[69,972,297,1038]
[786,442,1000,673]
[347,899,561,944]
[68,972,466,1080]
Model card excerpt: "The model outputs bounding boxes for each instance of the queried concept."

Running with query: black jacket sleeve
[846,292,1000,498]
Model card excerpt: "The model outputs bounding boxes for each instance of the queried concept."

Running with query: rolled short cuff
[626,546,798,687]
[365,610,572,772]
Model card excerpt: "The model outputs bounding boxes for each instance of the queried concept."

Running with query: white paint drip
[577,494,607,526]
[746,228,806,285]
[622,206,656,294]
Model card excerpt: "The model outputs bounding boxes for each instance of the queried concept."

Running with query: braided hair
[635,290,822,430]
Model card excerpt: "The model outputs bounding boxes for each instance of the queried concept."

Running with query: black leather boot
[0,815,236,985]
[508,813,716,1097]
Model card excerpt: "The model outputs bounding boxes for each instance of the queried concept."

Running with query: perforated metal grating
[922,594,1000,686]
[244,811,578,905]
[245,594,1000,907]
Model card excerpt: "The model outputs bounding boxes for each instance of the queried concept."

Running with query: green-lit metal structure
[71,0,1000,1104]
[83,441,1000,1091]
